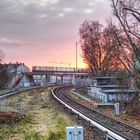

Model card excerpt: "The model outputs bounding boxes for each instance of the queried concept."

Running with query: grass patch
[23,116,70,140]
[0,124,20,140]
[0,87,74,140]
[46,117,69,140]
[24,131,46,140]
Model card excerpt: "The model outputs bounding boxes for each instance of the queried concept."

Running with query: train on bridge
[32,66,89,73]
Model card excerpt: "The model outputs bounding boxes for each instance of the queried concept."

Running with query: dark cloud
[0,0,112,66]
[0,0,112,41]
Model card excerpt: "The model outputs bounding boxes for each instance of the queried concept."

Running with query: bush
[24,131,46,140]
[47,117,69,140]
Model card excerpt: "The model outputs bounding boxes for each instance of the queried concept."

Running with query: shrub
[47,117,69,140]
[24,131,46,140]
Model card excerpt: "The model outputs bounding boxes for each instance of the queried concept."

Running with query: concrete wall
[88,87,108,102]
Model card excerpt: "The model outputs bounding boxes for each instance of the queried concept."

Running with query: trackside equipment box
[66,126,83,140]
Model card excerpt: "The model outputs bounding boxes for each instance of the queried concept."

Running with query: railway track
[52,85,140,140]
[0,86,43,99]
[0,83,56,100]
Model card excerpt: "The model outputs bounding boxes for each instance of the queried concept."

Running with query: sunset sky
[0,0,112,69]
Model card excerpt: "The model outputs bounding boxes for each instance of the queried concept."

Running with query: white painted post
[114,103,120,116]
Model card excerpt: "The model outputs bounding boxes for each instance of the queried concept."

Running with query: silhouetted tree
[111,0,140,115]
[0,49,4,64]
[79,20,126,76]
[0,50,9,88]
[111,0,140,73]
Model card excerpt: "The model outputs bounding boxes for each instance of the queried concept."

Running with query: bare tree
[0,50,8,88]
[111,0,140,73]
[111,0,140,115]
[0,49,4,64]
[79,20,125,76]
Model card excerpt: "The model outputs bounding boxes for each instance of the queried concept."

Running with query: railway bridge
[9,66,90,88]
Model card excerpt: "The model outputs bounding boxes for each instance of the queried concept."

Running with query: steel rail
[0,86,43,100]
[52,85,140,140]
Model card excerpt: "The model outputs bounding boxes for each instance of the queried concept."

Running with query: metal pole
[75,42,78,89]
[76,42,78,76]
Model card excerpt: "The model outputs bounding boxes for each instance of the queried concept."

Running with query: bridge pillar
[61,75,63,84]
[45,75,50,83]
[41,75,44,86]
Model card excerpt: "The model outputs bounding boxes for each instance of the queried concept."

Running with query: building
[8,63,30,88]
[87,77,135,103]
[3,63,30,73]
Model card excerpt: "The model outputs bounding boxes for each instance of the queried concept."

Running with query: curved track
[52,85,140,140]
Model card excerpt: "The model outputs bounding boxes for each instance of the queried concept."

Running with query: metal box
[66,126,83,140]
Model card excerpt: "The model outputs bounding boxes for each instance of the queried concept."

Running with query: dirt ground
[101,108,140,129]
